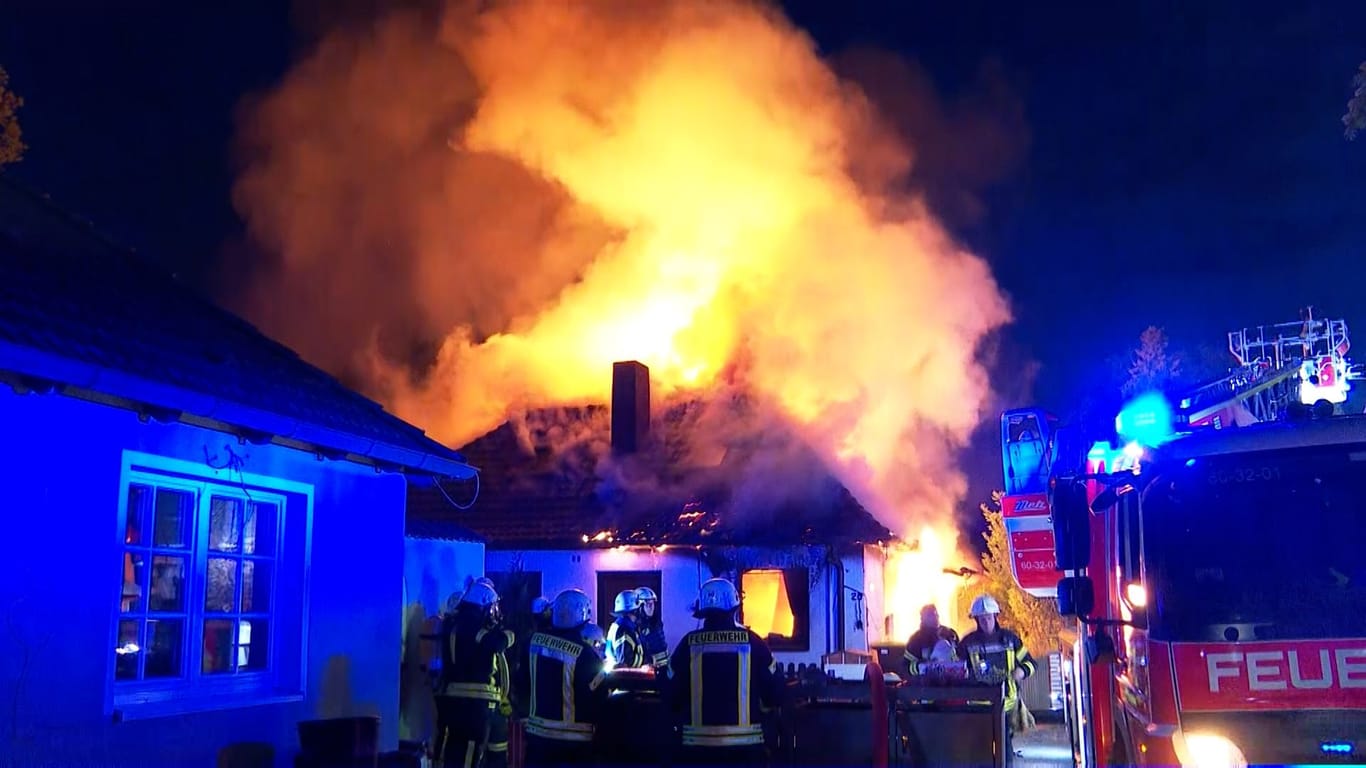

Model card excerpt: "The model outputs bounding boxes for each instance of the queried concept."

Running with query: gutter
[0,340,477,481]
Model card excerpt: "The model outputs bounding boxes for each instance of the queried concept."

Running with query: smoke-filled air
[230,0,1015,571]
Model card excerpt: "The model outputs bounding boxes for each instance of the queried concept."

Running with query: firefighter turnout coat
[639,618,669,671]
[903,625,961,675]
[440,616,516,705]
[666,619,783,748]
[522,628,608,744]
[606,616,644,669]
[959,627,1036,712]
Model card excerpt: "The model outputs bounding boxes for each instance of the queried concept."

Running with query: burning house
[0,177,477,766]
[410,361,968,667]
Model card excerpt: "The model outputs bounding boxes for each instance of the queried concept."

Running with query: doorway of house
[596,570,662,630]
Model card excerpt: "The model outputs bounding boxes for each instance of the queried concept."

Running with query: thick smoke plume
[230,0,1015,542]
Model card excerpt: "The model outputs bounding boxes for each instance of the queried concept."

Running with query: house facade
[408,361,937,669]
[0,178,477,766]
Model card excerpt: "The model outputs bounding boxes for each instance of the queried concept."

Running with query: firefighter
[903,603,961,677]
[606,589,645,669]
[531,595,553,633]
[520,589,607,767]
[960,595,1036,758]
[635,586,669,672]
[485,645,514,768]
[435,581,516,768]
[666,578,783,766]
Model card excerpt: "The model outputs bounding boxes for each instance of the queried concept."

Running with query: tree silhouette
[1123,325,1182,398]
[0,66,24,167]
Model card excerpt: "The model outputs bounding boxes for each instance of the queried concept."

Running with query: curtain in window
[742,570,795,639]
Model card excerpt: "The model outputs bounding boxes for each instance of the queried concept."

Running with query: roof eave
[0,341,477,481]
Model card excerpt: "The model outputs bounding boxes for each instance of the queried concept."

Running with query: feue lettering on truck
[1002,312,1366,767]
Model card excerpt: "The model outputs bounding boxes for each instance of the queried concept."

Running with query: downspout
[832,545,844,654]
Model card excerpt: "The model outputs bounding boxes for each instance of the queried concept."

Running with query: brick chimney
[611,361,650,454]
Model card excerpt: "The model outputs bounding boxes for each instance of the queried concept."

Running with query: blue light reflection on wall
[0,385,409,765]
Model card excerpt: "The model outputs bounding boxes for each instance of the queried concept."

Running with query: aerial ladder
[1179,307,1358,428]
[998,309,1360,598]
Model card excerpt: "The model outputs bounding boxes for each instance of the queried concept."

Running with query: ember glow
[233,1,1013,580]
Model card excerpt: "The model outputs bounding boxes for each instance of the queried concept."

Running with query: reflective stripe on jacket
[607,619,644,668]
[960,627,1036,710]
[666,621,782,748]
[524,629,607,742]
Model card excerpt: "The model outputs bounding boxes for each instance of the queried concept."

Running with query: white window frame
[106,450,313,720]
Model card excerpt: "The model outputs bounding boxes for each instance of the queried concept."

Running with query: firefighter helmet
[531,595,553,616]
[698,578,741,612]
[461,581,500,609]
[635,586,658,603]
[614,589,640,615]
[581,622,606,655]
[969,595,1001,617]
[444,591,463,615]
[553,589,593,629]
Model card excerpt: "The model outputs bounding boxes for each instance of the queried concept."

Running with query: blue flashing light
[1115,391,1176,447]
[1320,741,1354,756]
[1184,458,1197,468]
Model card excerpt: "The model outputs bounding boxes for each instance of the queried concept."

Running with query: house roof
[0,176,474,480]
[406,517,486,543]
[408,398,895,549]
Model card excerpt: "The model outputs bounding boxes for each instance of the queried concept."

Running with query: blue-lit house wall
[0,385,408,766]
[399,535,484,744]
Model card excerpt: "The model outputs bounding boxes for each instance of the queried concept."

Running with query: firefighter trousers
[524,733,597,768]
[484,708,509,768]
[436,696,494,768]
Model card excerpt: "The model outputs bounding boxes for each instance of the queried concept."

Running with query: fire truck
[1001,312,1366,767]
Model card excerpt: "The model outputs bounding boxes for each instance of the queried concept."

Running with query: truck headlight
[1182,732,1248,768]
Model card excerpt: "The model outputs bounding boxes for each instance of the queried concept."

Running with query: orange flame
[883,524,970,642]
[233,0,1013,546]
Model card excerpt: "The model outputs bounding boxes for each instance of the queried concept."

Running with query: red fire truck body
[1001,314,1366,767]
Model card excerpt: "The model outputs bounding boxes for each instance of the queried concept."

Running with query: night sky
[4,0,1366,504]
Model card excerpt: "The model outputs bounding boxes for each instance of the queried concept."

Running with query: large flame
[884,524,969,642]
[231,0,1014,560]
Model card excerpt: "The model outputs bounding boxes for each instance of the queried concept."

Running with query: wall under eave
[483,545,874,667]
[402,537,485,619]
[0,385,409,766]
[861,544,889,646]
[399,536,484,744]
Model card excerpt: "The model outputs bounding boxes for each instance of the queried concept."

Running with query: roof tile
[409,400,894,549]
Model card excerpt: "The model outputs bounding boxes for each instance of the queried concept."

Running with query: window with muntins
[112,454,310,717]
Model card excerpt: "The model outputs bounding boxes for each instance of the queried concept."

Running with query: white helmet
[635,586,658,603]
[614,589,640,615]
[531,596,553,616]
[461,581,499,609]
[553,589,593,629]
[969,595,1001,618]
[698,578,741,612]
